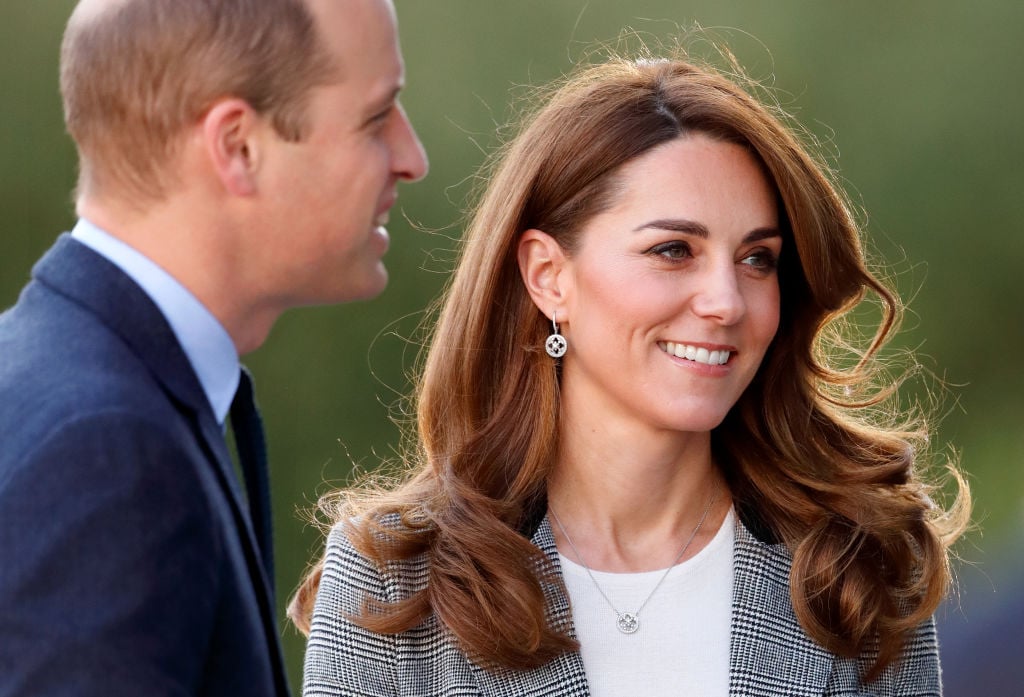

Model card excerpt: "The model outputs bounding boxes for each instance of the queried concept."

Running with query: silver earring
[545,313,567,358]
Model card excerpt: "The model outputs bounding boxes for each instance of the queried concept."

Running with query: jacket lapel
[31,236,284,669]
[460,506,837,696]
[729,520,834,696]
[34,236,252,521]
[470,517,591,697]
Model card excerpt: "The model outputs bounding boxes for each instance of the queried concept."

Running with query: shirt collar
[71,218,240,424]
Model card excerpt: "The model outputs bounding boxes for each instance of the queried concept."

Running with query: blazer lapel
[31,236,282,649]
[34,236,250,508]
[470,517,591,697]
[729,520,835,696]
[458,508,836,696]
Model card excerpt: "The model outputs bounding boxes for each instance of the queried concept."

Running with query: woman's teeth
[660,341,731,366]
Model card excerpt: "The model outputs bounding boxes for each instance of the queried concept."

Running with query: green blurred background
[2,2,1021,693]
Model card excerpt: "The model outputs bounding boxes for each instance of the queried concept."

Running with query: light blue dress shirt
[71,218,239,424]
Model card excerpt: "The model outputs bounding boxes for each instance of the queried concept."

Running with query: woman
[291,54,968,696]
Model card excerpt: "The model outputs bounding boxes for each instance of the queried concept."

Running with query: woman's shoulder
[320,515,432,605]
[733,508,793,573]
[727,515,938,694]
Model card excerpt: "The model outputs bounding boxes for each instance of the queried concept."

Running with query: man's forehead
[313,0,403,81]
[315,0,398,40]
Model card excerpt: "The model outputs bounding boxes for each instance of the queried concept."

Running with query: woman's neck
[546,406,729,573]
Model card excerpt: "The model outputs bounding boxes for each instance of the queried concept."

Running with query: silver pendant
[616,612,639,634]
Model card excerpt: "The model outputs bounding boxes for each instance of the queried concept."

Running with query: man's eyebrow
[364,86,402,117]
[633,218,781,243]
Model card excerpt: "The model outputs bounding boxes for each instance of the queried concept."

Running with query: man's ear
[517,229,570,320]
[201,98,262,197]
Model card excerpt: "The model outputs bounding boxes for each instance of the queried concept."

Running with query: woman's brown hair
[290,53,968,680]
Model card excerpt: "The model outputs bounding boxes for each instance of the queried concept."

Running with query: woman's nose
[691,261,746,325]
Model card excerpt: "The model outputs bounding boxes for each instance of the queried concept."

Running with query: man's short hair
[61,0,338,202]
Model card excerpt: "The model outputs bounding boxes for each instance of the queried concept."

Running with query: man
[0,0,427,694]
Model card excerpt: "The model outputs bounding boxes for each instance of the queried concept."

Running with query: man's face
[256,0,428,308]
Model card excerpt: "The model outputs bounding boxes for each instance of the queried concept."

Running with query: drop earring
[545,312,567,358]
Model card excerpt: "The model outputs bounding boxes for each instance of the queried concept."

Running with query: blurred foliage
[2,2,1022,693]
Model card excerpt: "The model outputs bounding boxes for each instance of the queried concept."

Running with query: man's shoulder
[1,242,175,393]
[0,288,194,489]
[2,290,163,418]
[1,255,135,363]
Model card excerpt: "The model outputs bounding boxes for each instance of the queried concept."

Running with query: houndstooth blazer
[302,514,941,696]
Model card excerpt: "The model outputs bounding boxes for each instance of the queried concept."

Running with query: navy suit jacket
[0,236,290,696]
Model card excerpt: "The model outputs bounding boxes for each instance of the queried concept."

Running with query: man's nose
[392,103,428,182]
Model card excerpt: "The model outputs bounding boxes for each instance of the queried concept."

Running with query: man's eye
[367,106,393,126]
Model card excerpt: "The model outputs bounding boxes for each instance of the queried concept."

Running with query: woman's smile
[657,341,734,367]
[554,134,782,436]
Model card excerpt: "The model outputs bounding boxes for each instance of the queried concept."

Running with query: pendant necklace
[549,485,718,635]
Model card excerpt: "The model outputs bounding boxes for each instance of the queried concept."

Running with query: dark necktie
[229,366,275,597]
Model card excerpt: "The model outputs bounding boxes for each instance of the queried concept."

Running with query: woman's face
[557,134,782,436]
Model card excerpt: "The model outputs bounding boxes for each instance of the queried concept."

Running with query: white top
[558,508,735,697]
[71,218,240,424]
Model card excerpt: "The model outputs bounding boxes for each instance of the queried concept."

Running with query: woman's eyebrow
[634,218,781,243]
[742,227,782,243]
[633,218,709,237]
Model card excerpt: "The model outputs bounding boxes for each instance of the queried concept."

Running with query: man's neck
[76,197,278,355]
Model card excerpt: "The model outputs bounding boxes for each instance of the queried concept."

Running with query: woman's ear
[517,229,569,319]
[201,98,261,197]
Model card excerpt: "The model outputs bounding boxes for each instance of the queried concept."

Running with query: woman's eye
[647,241,692,260]
[740,249,779,270]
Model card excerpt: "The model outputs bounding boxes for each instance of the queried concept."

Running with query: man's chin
[339,266,389,304]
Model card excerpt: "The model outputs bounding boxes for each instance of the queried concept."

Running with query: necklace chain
[549,486,718,635]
